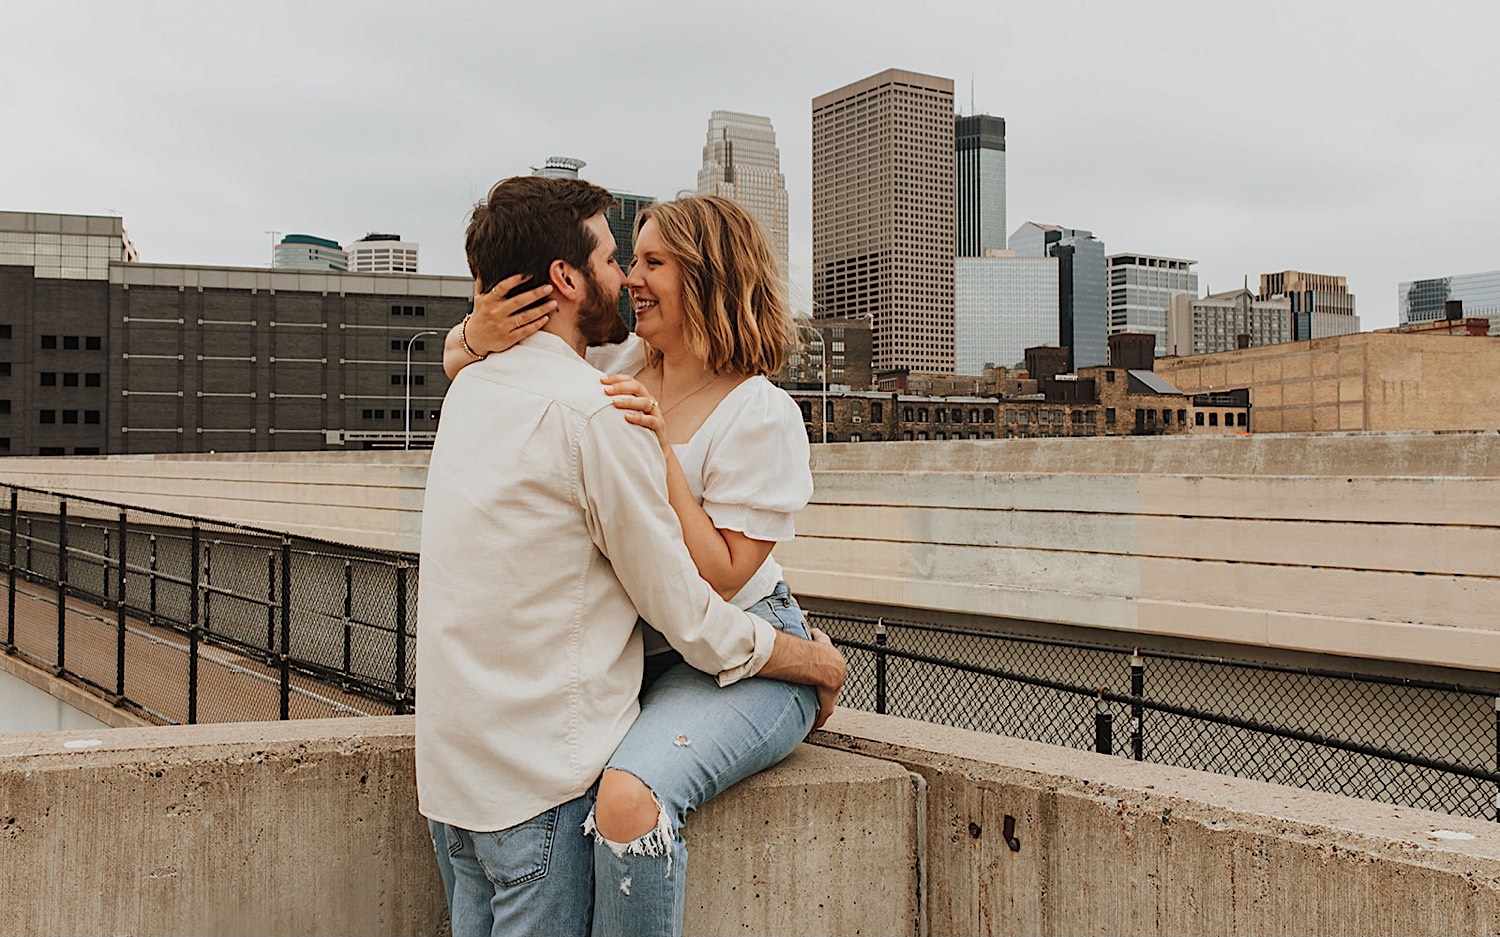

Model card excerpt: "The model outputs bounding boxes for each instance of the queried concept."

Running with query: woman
[444,195,820,937]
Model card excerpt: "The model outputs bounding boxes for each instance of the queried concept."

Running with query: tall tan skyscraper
[813,68,956,372]
[696,111,789,277]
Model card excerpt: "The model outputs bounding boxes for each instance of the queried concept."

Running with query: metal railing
[810,611,1500,822]
[5,482,1498,822]
[1,484,411,724]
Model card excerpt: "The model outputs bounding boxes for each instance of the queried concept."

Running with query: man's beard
[578,270,629,347]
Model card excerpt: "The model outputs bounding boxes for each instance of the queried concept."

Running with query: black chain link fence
[811,612,1500,822]
[1,484,407,725]
[6,482,1497,823]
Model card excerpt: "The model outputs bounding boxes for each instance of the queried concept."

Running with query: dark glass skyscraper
[606,192,655,328]
[955,115,1006,257]
[1010,222,1108,370]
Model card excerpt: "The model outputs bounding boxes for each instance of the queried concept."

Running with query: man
[416,175,846,937]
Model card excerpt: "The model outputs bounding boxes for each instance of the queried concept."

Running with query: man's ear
[549,260,582,300]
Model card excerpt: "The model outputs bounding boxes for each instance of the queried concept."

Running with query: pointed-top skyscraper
[696,111,789,277]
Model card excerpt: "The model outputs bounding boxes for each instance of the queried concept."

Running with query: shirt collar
[522,330,584,361]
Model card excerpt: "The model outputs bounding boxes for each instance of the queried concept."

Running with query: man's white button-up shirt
[416,331,777,833]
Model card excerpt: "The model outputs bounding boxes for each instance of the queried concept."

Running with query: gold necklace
[657,373,719,415]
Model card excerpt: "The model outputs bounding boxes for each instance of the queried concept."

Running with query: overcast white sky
[8,1,1498,329]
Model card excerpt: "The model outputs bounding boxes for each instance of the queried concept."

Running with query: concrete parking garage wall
[1,430,1497,672]
[4,714,1499,936]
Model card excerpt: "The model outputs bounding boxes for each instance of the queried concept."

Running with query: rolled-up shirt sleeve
[577,405,775,684]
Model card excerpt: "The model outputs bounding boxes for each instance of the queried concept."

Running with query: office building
[605,191,655,328]
[348,234,419,274]
[813,68,956,372]
[532,156,587,179]
[1166,288,1292,357]
[1010,222,1108,370]
[776,315,874,393]
[273,234,347,272]
[955,250,1059,373]
[1259,270,1358,340]
[1107,254,1197,354]
[696,111,789,277]
[1,211,471,457]
[529,156,654,328]
[955,115,1007,257]
[1399,269,1500,334]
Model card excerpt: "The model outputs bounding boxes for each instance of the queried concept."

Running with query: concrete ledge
[0,717,916,937]
[813,710,1500,936]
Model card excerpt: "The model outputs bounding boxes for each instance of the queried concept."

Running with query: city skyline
[6,1,1499,331]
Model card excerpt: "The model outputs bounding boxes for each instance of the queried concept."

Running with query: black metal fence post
[394,558,409,715]
[101,527,111,600]
[1130,651,1145,761]
[56,498,68,674]
[279,537,291,720]
[148,534,158,621]
[342,559,353,674]
[265,551,277,657]
[874,619,888,715]
[5,490,16,651]
[115,511,127,700]
[202,542,213,637]
[188,523,201,725]
[1094,692,1113,755]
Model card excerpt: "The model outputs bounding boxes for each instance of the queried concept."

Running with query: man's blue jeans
[587,582,819,937]
[428,792,595,937]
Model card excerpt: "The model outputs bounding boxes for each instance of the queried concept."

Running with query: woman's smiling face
[625,219,686,352]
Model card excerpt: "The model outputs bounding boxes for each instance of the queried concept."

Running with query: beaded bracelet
[459,314,486,360]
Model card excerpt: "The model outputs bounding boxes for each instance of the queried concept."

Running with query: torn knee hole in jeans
[583,789,675,877]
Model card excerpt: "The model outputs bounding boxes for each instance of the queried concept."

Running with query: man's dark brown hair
[465,176,618,296]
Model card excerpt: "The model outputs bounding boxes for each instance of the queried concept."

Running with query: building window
[1106,370,1115,383]
[41,335,57,349]
[63,373,79,387]
[393,339,426,351]
[0,325,9,340]
[903,431,913,440]
[0,363,9,377]
[0,400,8,414]
[85,373,101,387]
[63,336,79,350]
[391,304,426,317]
[1237,413,1247,427]
[0,438,8,452]
[73,447,100,455]
[983,409,994,423]
[951,408,962,422]
[936,409,946,423]
[903,407,913,421]
[1105,408,1116,425]
[40,373,56,387]
[917,408,928,422]
[84,410,100,424]
[39,446,64,456]
[85,336,101,351]
[62,410,79,424]
[1195,412,1205,426]
[1209,413,1219,426]
[1178,409,1187,423]
[1071,411,1083,424]
[849,433,861,443]
[824,400,834,421]
[799,401,812,422]
[871,402,883,422]
[1161,409,1170,424]
[40,410,56,424]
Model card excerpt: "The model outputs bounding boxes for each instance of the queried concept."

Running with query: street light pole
[404,330,440,450]
[807,327,828,443]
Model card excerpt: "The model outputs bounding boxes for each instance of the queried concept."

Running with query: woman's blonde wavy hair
[634,195,798,376]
